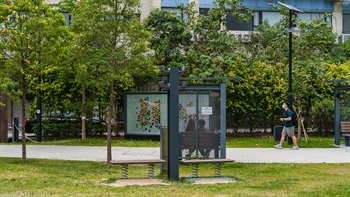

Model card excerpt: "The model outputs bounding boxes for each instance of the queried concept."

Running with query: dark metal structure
[166,69,229,180]
[167,68,180,180]
[334,85,350,145]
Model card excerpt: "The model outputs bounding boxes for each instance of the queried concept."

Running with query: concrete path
[1,145,350,163]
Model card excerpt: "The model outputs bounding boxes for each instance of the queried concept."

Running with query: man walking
[274,102,299,150]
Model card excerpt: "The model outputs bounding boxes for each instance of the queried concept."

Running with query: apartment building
[50,0,350,41]
[142,0,350,42]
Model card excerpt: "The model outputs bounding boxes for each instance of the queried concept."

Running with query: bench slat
[110,159,166,165]
[341,122,350,133]
[180,158,234,164]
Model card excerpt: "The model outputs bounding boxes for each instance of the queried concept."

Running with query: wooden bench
[340,121,350,146]
[180,132,220,158]
[180,158,234,178]
[110,159,166,179]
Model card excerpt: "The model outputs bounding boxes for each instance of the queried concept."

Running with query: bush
[311,100,334,136]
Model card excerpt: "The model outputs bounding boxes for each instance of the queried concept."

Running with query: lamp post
[278,2,303,109]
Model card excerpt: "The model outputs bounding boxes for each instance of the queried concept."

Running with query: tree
[0,0,67,162]
[60,0,156,162]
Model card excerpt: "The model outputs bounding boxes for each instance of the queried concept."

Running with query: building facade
[142,0,350,42]
[50,0,350,41]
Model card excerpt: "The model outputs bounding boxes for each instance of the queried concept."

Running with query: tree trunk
[107,80,114,163]
[21,79,27,162]
[82,85,86,140]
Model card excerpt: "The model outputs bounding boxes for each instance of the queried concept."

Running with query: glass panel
[226,12,253,31]
[161,8,187,20]
[343,14,350,34]
[180,92,221,159]
[340,90,350,121]
[262,12,282,26]
[62,12,70,26]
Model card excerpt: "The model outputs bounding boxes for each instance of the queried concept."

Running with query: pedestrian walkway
[1,145,349,163]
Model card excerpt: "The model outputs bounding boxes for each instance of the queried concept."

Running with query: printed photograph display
[126,93,210,135]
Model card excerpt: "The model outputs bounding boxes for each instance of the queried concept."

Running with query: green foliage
[310,99,334,136]
[226,60,287,131]
[144,9,191,67]
[179,0,252,79]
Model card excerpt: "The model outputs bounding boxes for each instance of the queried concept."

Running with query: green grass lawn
[2,135,336,148]
[0,157,349,196]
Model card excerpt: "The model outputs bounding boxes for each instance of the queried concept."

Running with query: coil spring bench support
[180,159,234,178]
[110,159,166,179]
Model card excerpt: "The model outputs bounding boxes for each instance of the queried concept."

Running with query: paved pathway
[1,145,350,163]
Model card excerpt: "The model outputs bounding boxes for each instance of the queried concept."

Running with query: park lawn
[0,157,349,196]
[9,135,336,148]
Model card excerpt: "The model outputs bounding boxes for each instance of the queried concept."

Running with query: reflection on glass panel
[161,8,187,19]
[226,12,253,31]
[62,12,70,26]
[343,14,350,34]
[262,12,282,26]
[340,90,350,121]
[298,13,323,21]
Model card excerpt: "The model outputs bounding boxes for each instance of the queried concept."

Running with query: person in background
[198,119,210,132]
[185,116,196,132]
[274,102,299,150]
[197,119,211,157]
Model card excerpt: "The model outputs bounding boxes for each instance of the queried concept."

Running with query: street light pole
[278,2,303,110]
[288,10,293,110]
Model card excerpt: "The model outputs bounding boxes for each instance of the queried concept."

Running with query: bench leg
[215,163,222,177]
[214,148,219,158]
[121,164,128,179]
[345,136,349,147]
[148,164,155,178]
[192,164,198,178]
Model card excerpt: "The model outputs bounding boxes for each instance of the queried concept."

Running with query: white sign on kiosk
[201,107,212,115]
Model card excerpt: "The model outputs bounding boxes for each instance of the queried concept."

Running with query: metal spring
[215,163,222,177]
[192,164,198,178]
[148,164,155,178]
[121,164,128,179]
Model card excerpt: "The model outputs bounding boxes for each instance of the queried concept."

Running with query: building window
[199,8,253,31]
[161,7,187,20]
[343,14,350,34]
[62,12,71,26]
[226,12,253,31]
[262,12,282,26]
[298,12,331,23]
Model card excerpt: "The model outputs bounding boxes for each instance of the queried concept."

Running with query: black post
[288,10,293,110]
[13,117,19,142]
[37,75,42,142]
[167,68,179,180]
[334,87,341,146]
